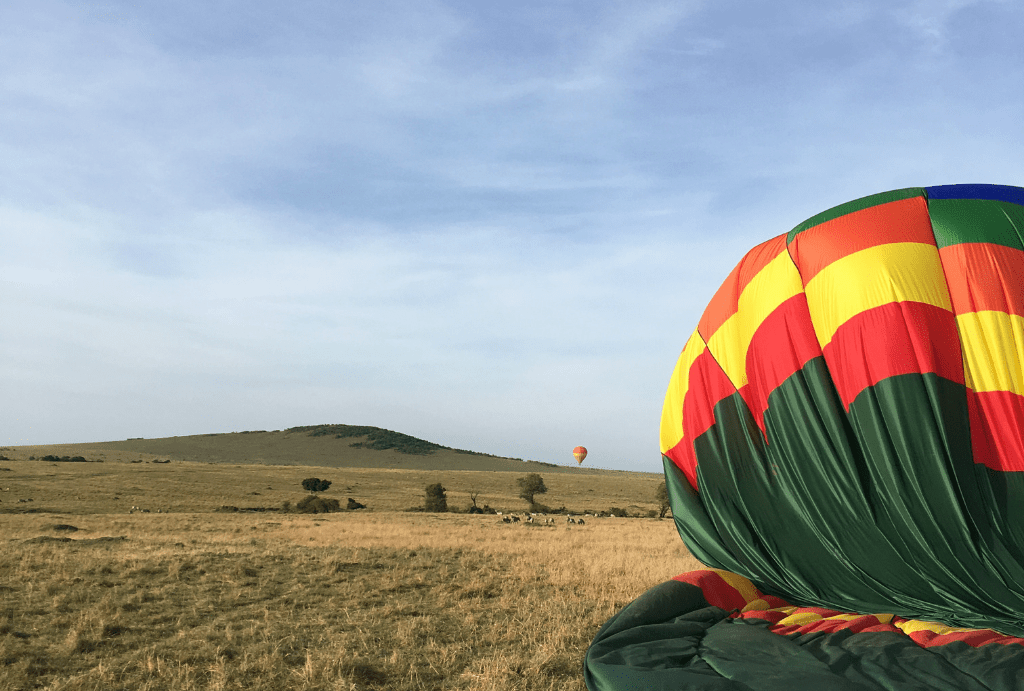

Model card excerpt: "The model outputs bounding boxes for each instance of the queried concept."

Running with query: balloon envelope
[573,446,587,464]
[585,185,1024,690]
[659,184,1024,633]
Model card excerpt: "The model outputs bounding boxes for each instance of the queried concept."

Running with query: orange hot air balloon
[573,446,587,465]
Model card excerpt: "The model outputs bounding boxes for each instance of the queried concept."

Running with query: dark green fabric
[927,198,1024,249]
[666,359,1024,634]
[585,579,1024,691]
[786,188,924,244]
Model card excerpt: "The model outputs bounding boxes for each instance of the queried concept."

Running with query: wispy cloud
[4,0,1024,468]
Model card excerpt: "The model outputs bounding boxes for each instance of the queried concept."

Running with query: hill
[2,424,621,475]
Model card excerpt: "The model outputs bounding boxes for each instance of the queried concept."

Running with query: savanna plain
[0,440,701,691]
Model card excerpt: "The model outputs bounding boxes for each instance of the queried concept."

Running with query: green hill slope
[6,424,601,474]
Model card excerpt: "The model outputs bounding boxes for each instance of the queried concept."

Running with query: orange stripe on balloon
[940,243,1024,317]
[698,234,789,340]
[789,196,934,284]
[822,302,964,408]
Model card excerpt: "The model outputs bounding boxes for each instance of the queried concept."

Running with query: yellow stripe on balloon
[804,243,952,349]
[776,611,824,626]
[659,330,706,454]
[894,619,979,636]
[957,311,1024,395]
[710,568,761,605]
[705,251,804,389]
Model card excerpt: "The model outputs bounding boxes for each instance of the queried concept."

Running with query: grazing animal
[502,516,511,523]
[526,515,534,524]
[567,517,577,524]
[511,515,521,523]
[577,518,585,525]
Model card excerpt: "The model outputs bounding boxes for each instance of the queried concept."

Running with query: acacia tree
[302,478,332,494]
[655,481,670,518]
[425,483,448,512]
[516,473,547,508]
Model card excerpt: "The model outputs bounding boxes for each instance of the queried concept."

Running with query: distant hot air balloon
[586,185,1024,690]
[572,446,587,465]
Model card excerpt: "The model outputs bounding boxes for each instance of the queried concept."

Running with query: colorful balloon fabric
[573,446,588,465]
[585,185,1024,689]
[586,570,1024,691]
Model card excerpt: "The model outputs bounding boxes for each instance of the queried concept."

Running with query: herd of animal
[497,512,589,525]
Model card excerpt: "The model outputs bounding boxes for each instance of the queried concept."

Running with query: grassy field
[0,458,663,516]
[0,459,698,690]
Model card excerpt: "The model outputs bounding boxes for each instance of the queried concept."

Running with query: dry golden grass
[0,459,698,690]
[1,512,700,691]
[0,459,664,516]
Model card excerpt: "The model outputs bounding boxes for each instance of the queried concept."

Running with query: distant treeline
[39,455,101,463]
[190,424,560,465]
[287,424,552,462]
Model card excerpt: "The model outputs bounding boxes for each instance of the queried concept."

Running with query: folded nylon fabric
[585,570,1024,691]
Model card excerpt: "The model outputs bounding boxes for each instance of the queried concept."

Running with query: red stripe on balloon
[740,294,823,434]
[967,390,1024,472]
[822,302,964,409]
[667,350,739,490]
[908,627,1024,648]
[672,571,748,611]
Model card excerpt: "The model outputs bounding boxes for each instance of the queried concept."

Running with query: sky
[3,0,1023,471]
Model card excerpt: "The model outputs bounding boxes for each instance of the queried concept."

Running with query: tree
[655,481,670,518]
[425,483,448,512]
[302,477,332,493]
[516,473,547,507]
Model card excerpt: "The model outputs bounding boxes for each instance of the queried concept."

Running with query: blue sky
[3,0,1023,471]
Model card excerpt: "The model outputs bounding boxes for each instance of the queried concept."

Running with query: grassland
[0,456,696,690]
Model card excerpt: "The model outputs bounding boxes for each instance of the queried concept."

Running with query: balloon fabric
[586,185,1024,689]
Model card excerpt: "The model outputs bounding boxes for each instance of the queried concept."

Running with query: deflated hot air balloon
[586,185,1024,690]
[573,446,587,465]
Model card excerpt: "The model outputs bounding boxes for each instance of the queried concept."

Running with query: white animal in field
[526,515,534,524]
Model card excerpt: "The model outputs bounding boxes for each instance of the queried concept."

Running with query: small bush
[608,507,628,518]
[347,498,366,510]
[424,483,447,513]
[294,495,341,514]
[40,455,95,463]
